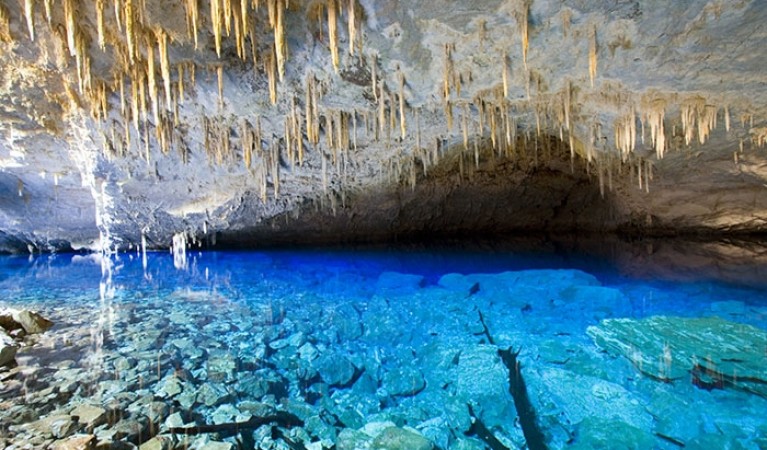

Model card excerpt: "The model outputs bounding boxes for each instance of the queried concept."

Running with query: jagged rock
[196,382,232,407]
[199,442,234,450]
[314,353,356,387]
[12,310,54,334]
[70,405,107,431]
[375,272,426,296]
[382,367,425,397]
[336,428,373,450]
[568,417,656,449]
[524,365,655,448]
[588,316,767,397]
[49,434,96,450]
[370,426,434,450]
[138,435,175,450]
[0,329,17,367]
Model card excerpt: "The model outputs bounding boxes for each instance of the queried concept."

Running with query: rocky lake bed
[1,251,766,449]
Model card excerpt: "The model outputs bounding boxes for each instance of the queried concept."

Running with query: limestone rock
[49,434,96,450]
[12,310,53,334]
[382,367,425,397]
[139,435,175,450]
[314,353,356,387]
[588,316,767,397]
[0,329,17,367]
[70,405,107,431]
[370,427,434,450]
[375,272,425,296]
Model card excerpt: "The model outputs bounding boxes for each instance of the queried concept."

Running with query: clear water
[1,243,766,449]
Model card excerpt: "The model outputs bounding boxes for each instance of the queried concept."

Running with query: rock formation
[0,0,765,251]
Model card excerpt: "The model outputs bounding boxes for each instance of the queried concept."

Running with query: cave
[1,1,767,449]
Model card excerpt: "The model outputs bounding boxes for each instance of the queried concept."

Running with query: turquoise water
[0,244,766,449]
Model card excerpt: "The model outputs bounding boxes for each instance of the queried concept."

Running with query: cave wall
[0,0,765,251]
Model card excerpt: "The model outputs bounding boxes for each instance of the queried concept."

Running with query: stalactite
[125,0,135,60]
[186,0,199,49]
[157,30,172,110]
[443,44,453,100]
[502,52,509,98]
[371,53,378,102]
[275,0,286,80]
[146,34,160,122]
[461,105,469,151]
[64,0,77,56]
[561,8,572,38]
[118,75,126,116]
[328,0,339,71]
[378,81,385,139]
[24,0,35,41]
[223,0,233,36]
[44,0,52,25]
[113,0,122,31]
[398,70,406,139]
[96,0,106,49]
[212,0,222,57]
[266,50,277,104]
[216,65,224,107]
[588,25,597,88]
[177,64,185,103]
[615,111,636,161]
[514,1,530,70]
[348,0,356,55]
[724,105,730,132]
[646,100,666,158]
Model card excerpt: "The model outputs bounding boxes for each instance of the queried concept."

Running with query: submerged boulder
[12,310,54,334]
[588,316,767,397]
[0,329,17,367]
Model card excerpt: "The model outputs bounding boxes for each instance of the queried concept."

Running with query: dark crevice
[476,308,495,345]
[166,412,303,436]
[498,347,548,450]
[466,404,510,450]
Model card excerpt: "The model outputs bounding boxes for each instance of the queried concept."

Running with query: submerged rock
[0,329,17,367]
[524,365,655,448]
[49,434,95,450]
[12,310,54,334]
[588,316,767,397]
[370,426,434,450]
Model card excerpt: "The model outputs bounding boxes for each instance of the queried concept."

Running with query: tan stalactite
[157,29,172,110]
[328,0,339,71]
[186,0,199,49]
[216,64,224,107]
[588,24,598,88]
[514,0,530,70]
[96,0,106,49]
[125,0,136,61]
[275,0,286,80]
[177,64,185,103]
[266,49,277,104]
[347,0,356,55]
[146,33,160,122]
[64,0,77,56]
[398,70,406,139]
[44,0,52,25]
[724,105,730,132]
[24,0,35,41]
[502,52,509,98]
[212,0,222,57]
[371,53,378,102]
[646,99,666,158]
[113,0,122,31]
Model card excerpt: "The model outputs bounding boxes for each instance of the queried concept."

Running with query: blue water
[1,245,766,448]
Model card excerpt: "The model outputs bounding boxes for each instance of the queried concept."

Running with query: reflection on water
[0,238,766,449]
